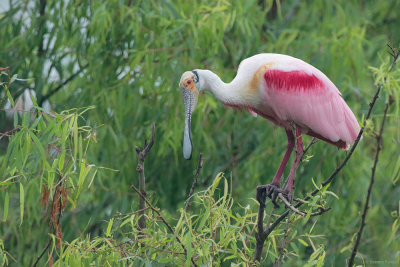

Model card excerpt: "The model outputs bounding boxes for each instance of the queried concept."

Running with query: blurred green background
[0,0,399,265]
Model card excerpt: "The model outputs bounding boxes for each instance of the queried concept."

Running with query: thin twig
[135,123,156,234]
[300,138,317,162]
[278,194,305,216]
[32,239,51,267]
[39,63,89,106]
[131,184,197,267]
[278,193,331,216]
[185,153,204,211]
[387,43,399,72]
[347,101,390,266]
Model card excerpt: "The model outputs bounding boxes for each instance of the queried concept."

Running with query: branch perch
[135,123,155,234]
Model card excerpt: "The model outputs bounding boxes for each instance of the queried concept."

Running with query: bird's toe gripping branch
[257,184,288,208]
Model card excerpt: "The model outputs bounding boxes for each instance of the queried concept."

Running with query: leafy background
[0,0,399,266]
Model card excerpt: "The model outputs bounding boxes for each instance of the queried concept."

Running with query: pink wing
[260,69,360,149]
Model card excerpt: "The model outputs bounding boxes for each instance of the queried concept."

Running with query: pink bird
[179,54,360,206]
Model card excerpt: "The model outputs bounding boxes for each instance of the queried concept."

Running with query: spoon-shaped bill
[181,87,197,160]
[183,113,192,159]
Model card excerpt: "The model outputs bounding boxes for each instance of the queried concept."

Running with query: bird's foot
[256,184,289,208]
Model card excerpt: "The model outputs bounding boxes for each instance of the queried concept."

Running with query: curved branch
[348,100,391,266]
[39,63,89,106]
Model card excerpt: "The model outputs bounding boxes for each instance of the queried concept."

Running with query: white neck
[197,69,247,106]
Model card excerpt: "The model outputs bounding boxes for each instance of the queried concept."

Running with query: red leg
[271,129,295,186]
[257,128,295,206]
[285,127,304,193]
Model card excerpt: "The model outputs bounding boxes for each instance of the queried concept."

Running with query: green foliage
[0,0,400,266]
[54,175,253,265]
[52,175,336,266]
[1,69,98,266]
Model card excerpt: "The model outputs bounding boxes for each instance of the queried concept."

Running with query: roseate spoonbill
[179,53,360,205]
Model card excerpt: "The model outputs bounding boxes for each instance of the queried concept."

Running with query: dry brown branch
[134,123,155,233]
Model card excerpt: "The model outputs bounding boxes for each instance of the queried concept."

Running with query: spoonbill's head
[179,70,200,160]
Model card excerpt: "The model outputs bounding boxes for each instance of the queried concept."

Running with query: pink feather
[260,69,359,150]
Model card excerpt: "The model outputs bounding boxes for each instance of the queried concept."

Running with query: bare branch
[278,193,331,217]
[300,137,317,162]
[39,63,89,106]
[32,239,51,267]
[143,123,156,155]
[135,123,156,234]
[348,92,392,266]
[278,194,306,216]
[131,184,197,267]
[185,153,204,211]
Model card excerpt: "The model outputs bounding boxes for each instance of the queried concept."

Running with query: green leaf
[106,218,114,237]
[6,88,14,107]
[324,191,339,199]
[197,205,210,231]
[158,258,174,263]
[30,132,46,164]
[311,177,320,190]
[298,238,309,247]
[78,162,87,188]
[87,168,97,189]
[10,74,18,84]
[211,172,223,195]
[20,183,24,225]
[223,177,228,201]
[73,115,78,160]
[2,192,9,222]
[185,231,192,267]
[29,90,38,106]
